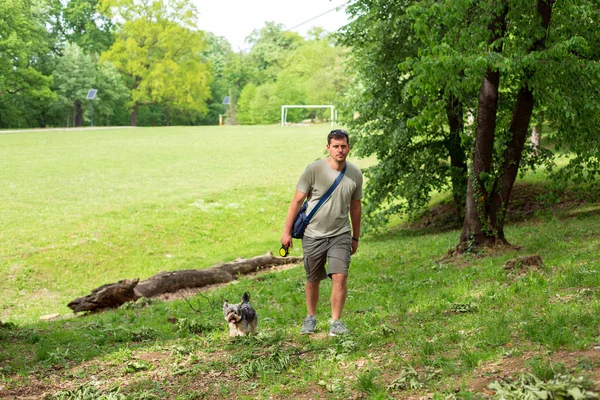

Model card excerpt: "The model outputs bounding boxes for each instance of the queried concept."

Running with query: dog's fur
[223,292,258,337]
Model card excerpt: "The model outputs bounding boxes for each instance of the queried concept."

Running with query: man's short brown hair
[327,129,350,146]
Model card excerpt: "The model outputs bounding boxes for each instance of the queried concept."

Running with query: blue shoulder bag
[292,165,347,239]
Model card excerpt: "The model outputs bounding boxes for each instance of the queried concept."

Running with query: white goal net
[281,105,336,126]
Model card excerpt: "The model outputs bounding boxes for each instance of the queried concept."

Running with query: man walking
[281,129,363,336]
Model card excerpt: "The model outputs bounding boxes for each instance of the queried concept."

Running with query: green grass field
[1,125,599,399]
[0,125,372,322]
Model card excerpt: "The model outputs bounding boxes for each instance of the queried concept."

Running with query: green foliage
[175,318,217,335]
[235,24,350,125]
[355,369,387,398]
[197,33,234,125]
[526,357,567,382]
[50,0,115,54]
[340,0,600,235]
[230,344,292,380]
[489,373,598,400]
[338,0,469,228]
[236,82,280,124]
[125,360,150,373]
[100,0,212,124]
[388,365,442,391]
[246,22,304,84]
[0,0,55,128]
[94,60,129,124]
[52,383,126,399]
[52,42,99,126]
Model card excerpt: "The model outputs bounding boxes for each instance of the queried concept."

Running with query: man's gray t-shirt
[297,159,363,238]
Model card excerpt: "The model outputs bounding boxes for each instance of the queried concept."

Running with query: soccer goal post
[281,105,336,126]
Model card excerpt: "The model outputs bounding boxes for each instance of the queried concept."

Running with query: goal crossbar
[281,105,335,126]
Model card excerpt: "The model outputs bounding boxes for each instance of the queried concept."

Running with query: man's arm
[350,199,362,254]
[281,189,308,249]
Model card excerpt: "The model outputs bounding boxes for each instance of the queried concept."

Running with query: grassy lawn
[0,125,372,322]
[0,125,599,399]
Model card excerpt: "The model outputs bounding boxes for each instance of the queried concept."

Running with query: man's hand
[351,239,358,255]
[280,233,293,250]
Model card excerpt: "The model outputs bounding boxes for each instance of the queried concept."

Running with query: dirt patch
[503,254,545,279]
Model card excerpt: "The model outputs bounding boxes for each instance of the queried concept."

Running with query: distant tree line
[0,0,350,128]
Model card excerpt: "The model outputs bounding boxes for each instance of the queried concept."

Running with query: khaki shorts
[302,233,352,282]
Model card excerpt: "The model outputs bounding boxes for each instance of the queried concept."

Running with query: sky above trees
[194,0,349,51]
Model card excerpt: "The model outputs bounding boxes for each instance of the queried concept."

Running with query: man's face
[327,137,350,162]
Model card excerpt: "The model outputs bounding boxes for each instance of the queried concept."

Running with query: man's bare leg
[306,281,320,316]
[330,273,347,320]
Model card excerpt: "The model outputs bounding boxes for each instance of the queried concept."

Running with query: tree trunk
[488,87,535,239]
[74,100,83,127]
[488,0,554,241]
[457,3,508,252]
[457,0,553,253]
[131,101,138,126]
[445,93,467,218]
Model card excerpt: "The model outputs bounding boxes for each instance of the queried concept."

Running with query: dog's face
[223,302,242,324]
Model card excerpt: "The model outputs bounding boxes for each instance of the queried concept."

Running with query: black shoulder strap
[305,164,347,223]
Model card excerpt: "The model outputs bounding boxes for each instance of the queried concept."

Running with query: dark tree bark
[68,279,140,313]
[458,2,509,251]
[488,0,554,241]
[445,93,468,218]
[457,0,554,252]
[73,100,83,127]
[135,253,302,297]
[130,101,138,126]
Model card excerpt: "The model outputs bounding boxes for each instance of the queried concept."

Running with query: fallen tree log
[67,279,140,313]
[68,252,303,313]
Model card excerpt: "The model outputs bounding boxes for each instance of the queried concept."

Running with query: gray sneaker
[329,320,350,336]
[300,315,317,334]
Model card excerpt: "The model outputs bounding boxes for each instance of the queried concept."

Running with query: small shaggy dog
[223,292,258,337]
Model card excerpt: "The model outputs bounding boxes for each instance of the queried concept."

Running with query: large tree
[407,0,600,251]
[100,0,212,125]
[52,42,128,126]
[0,0,54,127]
[53,42,97,126]
[197,33,234,125]
[342,0,600,250]
[338,0,469,226]
[47,0,114,54]
[245,22,304,84]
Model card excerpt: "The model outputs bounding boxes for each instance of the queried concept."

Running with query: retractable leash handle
[279,245,289,257]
